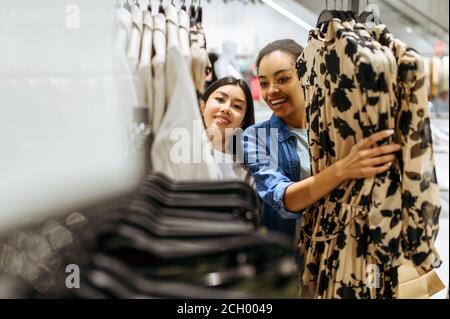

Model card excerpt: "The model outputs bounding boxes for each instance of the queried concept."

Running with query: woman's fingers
[359,144,401,159]
[361,154,396,167]
[357,130,395,150]
[360,162,392,178]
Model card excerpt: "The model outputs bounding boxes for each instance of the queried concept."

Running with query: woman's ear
[200,100,206,115]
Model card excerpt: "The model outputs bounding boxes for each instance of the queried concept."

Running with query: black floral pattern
[296,19,440,299]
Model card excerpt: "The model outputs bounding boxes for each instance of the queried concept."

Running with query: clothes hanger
[83,268,142,298]
[189,0,197,27]
[139,181,256,210]
[97,220,290,261]
[130,196,247,222]
[128,198,251,229]
[316,0,338,28]
[92,253,256,298]
[143,172,258,206]
[122,198,253,237]
[358,2,382,25]
[158,0,164,14]
[136,188,259,226]
[119,209,252,238]
[181,0,187,11]
[196,0,203,26]
[316,0,356,28]
[75,243,291,298]
[94,224,295,293]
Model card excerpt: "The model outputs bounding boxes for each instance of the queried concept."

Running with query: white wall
[202,0,317,56]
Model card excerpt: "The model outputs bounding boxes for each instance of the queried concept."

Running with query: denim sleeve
[243,127,300,220]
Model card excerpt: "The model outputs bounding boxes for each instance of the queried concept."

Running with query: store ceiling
[293,0,449,56]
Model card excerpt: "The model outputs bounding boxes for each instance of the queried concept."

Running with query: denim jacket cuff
[273,181,301,219]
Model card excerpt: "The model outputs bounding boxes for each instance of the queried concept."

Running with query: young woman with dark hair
[200,76,255,184]
[243,39,401,240]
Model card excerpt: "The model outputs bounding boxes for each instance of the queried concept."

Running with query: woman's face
[258,50,304,119]
[202,84,247,138]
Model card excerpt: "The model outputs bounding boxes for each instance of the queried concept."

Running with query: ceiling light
[260,0,314,31]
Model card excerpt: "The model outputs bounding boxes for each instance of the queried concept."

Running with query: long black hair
[201,76,255,158]
[201,76,255,131]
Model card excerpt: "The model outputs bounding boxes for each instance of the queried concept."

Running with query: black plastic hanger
[143,172,258,206]
[196,0,203,25]
[359,8,382,25]
[158,0,164,14]
[119,210,251,238]
[317,9,338,28]
[92,253,256,298]
[316,0,358,28]
[138,183,257,214]
[131,197,246,222]
[189,0,197,27]
[98,222,291,261]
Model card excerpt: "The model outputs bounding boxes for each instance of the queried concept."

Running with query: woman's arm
[284,130,401,212]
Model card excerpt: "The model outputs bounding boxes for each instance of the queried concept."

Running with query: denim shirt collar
[269,113,293,142]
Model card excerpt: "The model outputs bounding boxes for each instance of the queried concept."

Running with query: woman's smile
[268,96,289,111]
[214,114,232,125]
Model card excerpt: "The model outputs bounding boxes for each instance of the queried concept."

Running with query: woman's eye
[260,82,268,88]
[233,104,243,110]
[278,77,289,84]
[215,97,225,103]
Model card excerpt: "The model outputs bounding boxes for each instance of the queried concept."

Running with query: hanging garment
[178,8,192,67]
[296,19,439,299]
[438,56,449,95]
[126,5,143,72]
[151,13,167,135]
[114,6,132,54]
[190,25,211,94]
[429,57,439,99]
[422,57,431,97]
[122,5,146,110]
[371,25,441,272]
[151,37,219,180]
[164,4,180,104]
[138,11,154,126]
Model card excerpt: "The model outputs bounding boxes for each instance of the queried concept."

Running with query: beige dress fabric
[296,19,441,299]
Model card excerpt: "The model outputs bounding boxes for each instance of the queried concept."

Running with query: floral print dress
[295,19,441,299]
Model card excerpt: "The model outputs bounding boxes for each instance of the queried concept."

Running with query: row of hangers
[122,0,203,27]
[316,0,381,28]
[63,172,296,298]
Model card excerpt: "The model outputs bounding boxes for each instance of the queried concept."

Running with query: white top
[126,5,143,71]
[151,13,167,135]
[138,11,154,125]
[213,149,254,186]
[151,45,220,181]
[114,7,132,54]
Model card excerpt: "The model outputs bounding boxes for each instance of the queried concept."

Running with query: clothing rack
[347,0,360,14]
[324,0,362,13]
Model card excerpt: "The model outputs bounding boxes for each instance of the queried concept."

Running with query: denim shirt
[243,113,306,239]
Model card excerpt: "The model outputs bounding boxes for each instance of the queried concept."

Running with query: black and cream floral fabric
[371,25,441,272]
[295,19,441,299]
